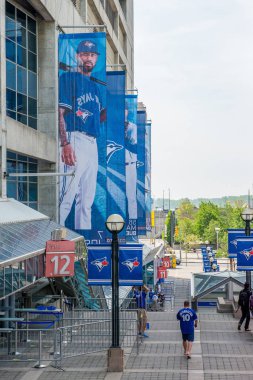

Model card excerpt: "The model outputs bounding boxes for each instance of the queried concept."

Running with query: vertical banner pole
[112,231,119,347]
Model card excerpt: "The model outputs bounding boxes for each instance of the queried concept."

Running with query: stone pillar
[107,347,124,372]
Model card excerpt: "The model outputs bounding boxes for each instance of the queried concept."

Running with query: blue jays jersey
[177,308,197,334]
[59,71,103,137]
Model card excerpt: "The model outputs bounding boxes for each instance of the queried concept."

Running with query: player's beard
[79,62,94,74]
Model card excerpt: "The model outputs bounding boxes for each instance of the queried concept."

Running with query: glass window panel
[6,89,16,111]
[7,151,16,160]
[28,17,36,33]
[7,181,17,198]
[17,9,26,28]
[28,97,37,118]
[7,160,17,173]
[6,39,16,62]
[17,113,27,125]
[6,60,16,90]
[28,157,37,163]
[28,117,37,130]
[17,45,26,67]
[29,182,37,201]
[29,202,38,210]
[28,51,36,73]
[28,32,36,53]
[18,181,27,201]
[28,162,37,182]
[17,93,27,114]
[28,71,37,98]
[18,162,27,180]
[17,154,28,162]
[6,2,15,20]
[6,109,16,120]
[6,17,16,41]
[17,26,26,47]
[17,66,27,94]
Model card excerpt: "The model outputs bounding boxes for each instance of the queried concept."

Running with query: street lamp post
[215,227,220,251]
[241,208,253,289]
[105,214,125,372]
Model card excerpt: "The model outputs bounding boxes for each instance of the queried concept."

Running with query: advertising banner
[237,238,253,271]
[145,120,152,232]
[137,110,147,235]
[125,95,138,242]
[58,32,107,244]
[87,245,112,285]
[227,229,252,258]
[45,240,75,278]
[106,71,126,242]
[119,244,143,285]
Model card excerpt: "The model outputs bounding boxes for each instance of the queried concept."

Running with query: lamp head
[241,208,253,222]
[215,227,220,233]
[105,214,125,233]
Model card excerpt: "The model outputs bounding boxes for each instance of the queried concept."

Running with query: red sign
[45,240,75,278]
[157,266,167,279]
[162,257,171,268]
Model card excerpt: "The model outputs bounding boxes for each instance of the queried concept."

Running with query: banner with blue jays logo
[88,245,112,285]
[237,238,253,271]
[137,110,147,235]
[227,229,252,258]
[58,33,107,245]
[125,95,138,242]
[106,71,126,242]
[87,244,143,285]
[145,121,152,232]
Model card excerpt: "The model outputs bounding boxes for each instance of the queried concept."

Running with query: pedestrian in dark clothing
[238,282,252,331]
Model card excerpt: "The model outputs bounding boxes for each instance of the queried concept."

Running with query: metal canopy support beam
[7,172,75,178]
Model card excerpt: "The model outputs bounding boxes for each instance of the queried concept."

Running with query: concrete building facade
[0,0,134,221]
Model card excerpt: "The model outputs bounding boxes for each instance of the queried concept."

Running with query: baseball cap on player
[77,40,100,55]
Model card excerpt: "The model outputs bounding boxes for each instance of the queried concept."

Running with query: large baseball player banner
[137,110,147,235]
[125,94,138,242]
[227,229,253,258]
[145,121,152,232]
[58,32,107,244]
[87,244,143,285]
[237,238,253,271]
[106,71,126,242]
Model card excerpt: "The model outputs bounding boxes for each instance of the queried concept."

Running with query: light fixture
[241,208,253,222]
[105,214,125,233]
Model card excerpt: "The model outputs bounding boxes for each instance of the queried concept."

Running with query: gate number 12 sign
[45,240,75,277]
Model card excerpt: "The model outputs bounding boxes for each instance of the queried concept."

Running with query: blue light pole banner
[119,244,143,285]
[88,245,112,285]
[145,121,152,232]
[137,110,147,235]
[106,71,126,243]
[227,229,253,258]
[125,95,138,242]
[58,32,107,245]
[237,238,253,271]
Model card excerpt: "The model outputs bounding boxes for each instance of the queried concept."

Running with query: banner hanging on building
[106,71,126,243]
[87,244,143,285]
[125,94,138,242]
[137,110,147,235]
[228,229,253,258]
[237,238,253,271]
[58,32,107,244]
[145,120,152,232]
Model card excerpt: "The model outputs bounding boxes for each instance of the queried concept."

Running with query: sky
[134,0,253,200]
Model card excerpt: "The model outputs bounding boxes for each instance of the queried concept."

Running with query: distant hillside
[154,195,249,210]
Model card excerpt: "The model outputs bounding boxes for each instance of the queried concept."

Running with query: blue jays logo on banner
[88,245,112,285]
[125,95,138,242]
[237,238,253,271]
[87,244,143,285]
[119,244,143,286]
[145,121,152,232]
[227,229,253,258]
[137,110,147,235]
[106,72,126,242]
[58,32,107,245]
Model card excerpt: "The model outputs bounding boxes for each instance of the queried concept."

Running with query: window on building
[5,1,37,130]
[7,151,38,209]
[119,0,126,18]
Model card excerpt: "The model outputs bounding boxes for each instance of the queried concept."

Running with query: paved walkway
[2,270,253,379]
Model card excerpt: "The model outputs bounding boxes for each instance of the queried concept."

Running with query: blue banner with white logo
[119,244,143,286]
[137,110,146,235]
[145,120,152,232]
[125,95,138,242]
[58,32,107,244]
[106,71,126,243]
[88,245,112,285]
[227,229,253,258]
[237,238,253,271]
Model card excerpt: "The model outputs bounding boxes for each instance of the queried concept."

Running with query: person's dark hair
[184,300,190,307]
[244,282,250,289]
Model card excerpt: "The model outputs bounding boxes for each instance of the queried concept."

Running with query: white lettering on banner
[77,93,101,107]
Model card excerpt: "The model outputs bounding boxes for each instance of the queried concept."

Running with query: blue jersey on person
[176,307,197,334]
[59,71,103,137]
[134,290,146,309]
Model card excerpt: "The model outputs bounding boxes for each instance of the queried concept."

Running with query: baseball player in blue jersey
[125,105,137,220]
[59,40,106,230]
